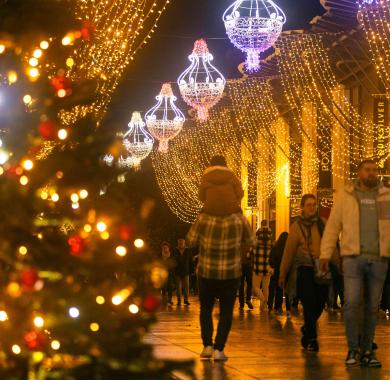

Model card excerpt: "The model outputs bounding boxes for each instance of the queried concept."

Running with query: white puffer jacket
[321,182,390,259]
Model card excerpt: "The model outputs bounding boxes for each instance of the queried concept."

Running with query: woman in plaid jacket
[252,221,273,311]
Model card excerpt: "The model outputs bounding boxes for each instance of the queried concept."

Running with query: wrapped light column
[145,83,185,153]
[178,39,226,121]
[123,111,154,168]
[223,0,286,72]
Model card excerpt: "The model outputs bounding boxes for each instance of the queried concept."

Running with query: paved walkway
[146,296,390,380]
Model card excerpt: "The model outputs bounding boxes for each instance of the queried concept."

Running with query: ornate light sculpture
[177,39,226,121]
[223,0,286,72]
[145,83,185,153]
[122,111,154,168]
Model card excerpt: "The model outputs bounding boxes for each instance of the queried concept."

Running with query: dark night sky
[109,0,325,122]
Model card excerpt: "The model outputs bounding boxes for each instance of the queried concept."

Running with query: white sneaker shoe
[214,349,228,361]
[200,346,213,360]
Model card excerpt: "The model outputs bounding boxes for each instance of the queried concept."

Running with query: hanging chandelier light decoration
[122,111,154,169]
[145,83,185,153]
[223,0,286,72]
[178,39,226,121]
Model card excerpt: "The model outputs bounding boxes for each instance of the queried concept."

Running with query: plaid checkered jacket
[253,228,273,276]
[186,213,255,280]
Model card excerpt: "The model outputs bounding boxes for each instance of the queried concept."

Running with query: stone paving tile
[147,296,390,379]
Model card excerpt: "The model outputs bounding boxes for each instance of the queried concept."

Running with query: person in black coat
[161,242,175,305]
[239,248,254,310]
[172,238,192,306]
[268,232,290,314]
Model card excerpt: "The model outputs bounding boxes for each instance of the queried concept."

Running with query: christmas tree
[0,1,192,378]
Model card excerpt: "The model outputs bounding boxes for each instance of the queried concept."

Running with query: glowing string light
[276,33,380,181]
[358,0,390,92]
[60,0,171,126]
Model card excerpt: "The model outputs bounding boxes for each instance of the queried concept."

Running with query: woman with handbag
[279,194,335,352]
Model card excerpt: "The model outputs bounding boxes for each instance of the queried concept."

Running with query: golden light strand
[358,0,390,92]
[60,0,171,126]
[277,33,378,180]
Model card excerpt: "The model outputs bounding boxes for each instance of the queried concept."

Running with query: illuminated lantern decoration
[145,83,185,153]
[122,112,154,168]
[117,155,135,169]
[178,39,226,121]
[223,0,286,72]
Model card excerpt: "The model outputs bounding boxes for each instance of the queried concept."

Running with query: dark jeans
[381,266,390,311]
[329,265,344,307]
[161,273,174,303]
[190,272,198,295]
[199,276,240,351]
[297,266,328,340]
[176,275,189,303]
[239,264,253,305]
[268,271,291,311]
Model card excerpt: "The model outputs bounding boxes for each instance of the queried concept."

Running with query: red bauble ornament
[23,330,47,351]
[20,268,39,291]
[39,120,57,140]
[80,21,95,40]
[50,74,72,93]
[119,224,134,241]
[5,165,19,177]
[142,294,161,313]
[68,235,87,256]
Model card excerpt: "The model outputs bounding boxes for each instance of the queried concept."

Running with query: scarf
[298,215,319,248]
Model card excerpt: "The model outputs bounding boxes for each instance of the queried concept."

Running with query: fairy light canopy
[60,0,171,126]
[358,0,390,92]
[177,39,226,121]
[145,83,185,153]
[223,0,286,72]
[123,112,154,169]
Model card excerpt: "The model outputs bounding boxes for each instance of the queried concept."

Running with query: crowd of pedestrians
[160,157,390,369]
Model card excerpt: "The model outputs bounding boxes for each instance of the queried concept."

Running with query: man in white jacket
[320,160,390,368]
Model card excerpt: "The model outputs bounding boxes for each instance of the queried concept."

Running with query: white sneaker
[200,346,213,360]
[214,350,228,361]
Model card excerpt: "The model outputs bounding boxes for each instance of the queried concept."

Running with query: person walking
[161,242,175,306]
[172,239,192,306]
[186,212,254,361]
[320,159,390,367]
[268,232,290,315]
[239,248,254,310]
[199,155,244,217]
[279,194,334,352]
[252,221,273,311]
